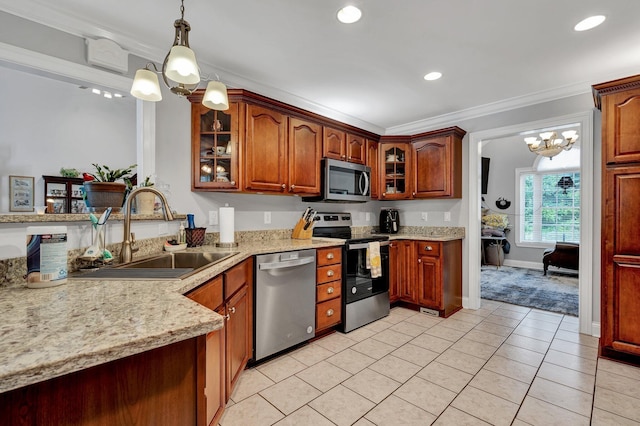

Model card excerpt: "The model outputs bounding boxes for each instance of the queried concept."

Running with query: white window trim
[515,166,580,249]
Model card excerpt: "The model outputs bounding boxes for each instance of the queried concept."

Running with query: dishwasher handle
[258,256,315,271]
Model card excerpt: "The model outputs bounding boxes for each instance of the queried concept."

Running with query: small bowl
[164,242,187,252]
[215,146,226,155]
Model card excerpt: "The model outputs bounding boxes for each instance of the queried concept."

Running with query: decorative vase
[83,182,127,212]
[136,191,156,215]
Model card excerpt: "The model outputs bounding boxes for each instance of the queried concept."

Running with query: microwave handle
[359,172,370,196]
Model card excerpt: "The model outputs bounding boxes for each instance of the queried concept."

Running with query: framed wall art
[9,175,34,212]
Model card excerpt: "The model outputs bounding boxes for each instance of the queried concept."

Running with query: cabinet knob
[229,306,236,314]
[230,180,236,185]
[382,193,386,197]
[418,258,422,263]
[290,184,296,191]
[281,183,286,189]
[327,270,335,277]
[341,155,346,159]
[425,246,433,251]
[326,309,334,317]
[327,286,334,294]
[327,253,334,260]
[412,192,416,196]
[225,313,231,321]
[348,156,351,160]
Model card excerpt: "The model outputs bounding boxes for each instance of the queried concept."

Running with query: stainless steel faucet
[120,187,175,264]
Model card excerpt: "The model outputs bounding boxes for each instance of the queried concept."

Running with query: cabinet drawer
[186,276,223,310]
[417,242,441,257]
[317,281,341,303]
[317,247,342,266]
[225,259,251,297]
[317,264,342,284]
[316,298,342,331]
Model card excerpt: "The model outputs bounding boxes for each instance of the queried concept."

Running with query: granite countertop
[353,226,465,242]
[0,237,343,394]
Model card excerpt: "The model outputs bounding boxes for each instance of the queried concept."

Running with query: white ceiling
[2,0,640,134]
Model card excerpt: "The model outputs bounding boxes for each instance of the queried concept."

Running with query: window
[516,149,580,246]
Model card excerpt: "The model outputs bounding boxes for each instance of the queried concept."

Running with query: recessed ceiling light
[337,5,362,24]
[574,15,605,31]
[91,88,101,95]
[424,72,442,81]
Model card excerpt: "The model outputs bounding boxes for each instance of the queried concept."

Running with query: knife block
[292,218,313,240]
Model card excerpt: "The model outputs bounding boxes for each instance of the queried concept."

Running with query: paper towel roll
[219,206,235,243]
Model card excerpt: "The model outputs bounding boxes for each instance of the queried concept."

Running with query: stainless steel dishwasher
[254,249,316,361]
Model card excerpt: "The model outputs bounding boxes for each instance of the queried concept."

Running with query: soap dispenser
[178,221,186,244]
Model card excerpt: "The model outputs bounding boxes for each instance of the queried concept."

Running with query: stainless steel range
[312,212,390,332]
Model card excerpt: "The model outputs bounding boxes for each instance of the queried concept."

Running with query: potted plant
[135,175,157,215]
[82,163,136,211]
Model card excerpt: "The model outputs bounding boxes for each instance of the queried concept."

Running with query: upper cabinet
[189,99,241,191]
[323,127,366,164]
[379,141,411,200]
[288,118,323,195]
[244,104,288,193]
[411,127,465,199]
[366,139,380,199]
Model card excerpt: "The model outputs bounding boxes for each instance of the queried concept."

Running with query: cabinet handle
[327,253,334,260]
[326,309,334,317]
[290,184,296,191]
[327,270,335,277]
[425,246,433,251]
[327,286,334,294]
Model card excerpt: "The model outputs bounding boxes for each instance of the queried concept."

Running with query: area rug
[481,266,578,316]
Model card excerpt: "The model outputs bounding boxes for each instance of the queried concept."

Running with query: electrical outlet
[444,212,451,222]
[421,212,428,221]
[365,212,371,222]
[209,210,218,225]
[264,211,271,224]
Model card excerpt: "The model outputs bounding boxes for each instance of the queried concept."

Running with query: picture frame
[9,175,34,212]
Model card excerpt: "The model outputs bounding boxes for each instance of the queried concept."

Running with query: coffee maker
[379,208,400,234]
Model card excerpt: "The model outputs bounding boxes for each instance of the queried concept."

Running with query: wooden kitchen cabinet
[395,240,417,303]
[187,277,225,426]
[367,139,380,199]
[594,75,640,365]
[288,117,322,195]
[316,247,343,332]
[379,141,412,200]
[189,98,242,191]
[388,241,401,302]
[223,258,253,397]
[411,127,465,199]
[415,240,462,317]
[322,127,366,164]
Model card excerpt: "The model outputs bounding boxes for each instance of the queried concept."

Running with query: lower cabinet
[390,239,462,317]
[187,257,253,426]
[316,247,343,332]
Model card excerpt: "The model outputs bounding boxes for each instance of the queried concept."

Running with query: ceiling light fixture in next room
[574,15,606,31]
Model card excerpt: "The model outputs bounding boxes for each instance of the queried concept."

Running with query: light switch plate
[444,212,451,222]
[365,212,371,222]
[421,212,428,221]
[264,211,271,224]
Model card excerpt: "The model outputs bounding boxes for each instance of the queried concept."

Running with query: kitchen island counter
[0,237,343,394]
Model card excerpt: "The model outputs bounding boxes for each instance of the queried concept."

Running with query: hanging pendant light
[524,130,579,159]
[130,0,229,110]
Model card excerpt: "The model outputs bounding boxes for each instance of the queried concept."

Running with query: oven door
[343,241,390,304]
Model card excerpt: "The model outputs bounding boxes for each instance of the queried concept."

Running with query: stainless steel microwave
[303,158,371,203]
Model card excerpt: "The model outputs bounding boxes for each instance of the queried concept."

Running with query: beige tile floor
[220,300,640,425]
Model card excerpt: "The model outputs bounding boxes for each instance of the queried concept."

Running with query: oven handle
[347,241,390,250]
[258,256,315,270]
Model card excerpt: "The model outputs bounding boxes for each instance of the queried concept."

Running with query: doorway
[466,111,595,335]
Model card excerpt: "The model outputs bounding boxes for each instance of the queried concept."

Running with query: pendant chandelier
[524,130,578,159]
[129,0,229,110]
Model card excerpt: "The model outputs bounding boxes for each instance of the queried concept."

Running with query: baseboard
[501,259,543,270]
[591,321,601,338]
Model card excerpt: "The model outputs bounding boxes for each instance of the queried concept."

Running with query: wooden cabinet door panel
[613,262,640,351]
[602,88,640,164]
[367,139,379,199]
[346,133,366,164]
[245,104,288,192]
[389,242,400,302]
[225,285,250,397]
[317,247,342,266]
[288,118,322,195]
[417,255,442,309]
[323,127,346,160]
[205,310,225,426]
[611,170,640,254]
[397,241,416,303]
[413,136,451,198]
[316,298,342,331]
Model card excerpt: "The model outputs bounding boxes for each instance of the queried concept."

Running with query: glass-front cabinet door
[380,143,410,199]
[191,102,240,190]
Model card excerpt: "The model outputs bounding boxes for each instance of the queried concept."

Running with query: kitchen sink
[71,251,238,281]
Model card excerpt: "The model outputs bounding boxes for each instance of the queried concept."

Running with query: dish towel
[367,241,382,279]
